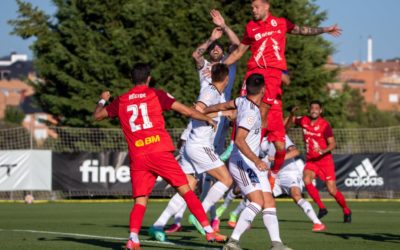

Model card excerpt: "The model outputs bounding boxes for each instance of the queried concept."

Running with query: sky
[1,0,399,64]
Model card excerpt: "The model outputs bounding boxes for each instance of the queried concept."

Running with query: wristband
[98,99,106,106]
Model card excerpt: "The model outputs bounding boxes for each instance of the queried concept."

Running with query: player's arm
[93,91,111,121]
[202,99,236,114]
[192,27,223,70]
[210,9,240,48]
[281,71,290,86]
[320,136,336,155]
[285,145,300,160]
[171,101,216,130]
[207,109,237,121]
[235,127,268,171]
[289,24,342,37]
[284,106,299,129]
[223,43,249,66]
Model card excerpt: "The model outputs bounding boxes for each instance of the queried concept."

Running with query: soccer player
[92,63,226,250]
[287,101,352,223]
[261,136,326,231]
[203,74,291,250]
[219,0,342,181]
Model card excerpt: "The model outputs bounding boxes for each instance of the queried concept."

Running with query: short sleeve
[241,25,252,45]
[197,88,216,107]
[285,18,295,32]
[324,124,334,139]
[285,135,295,149]
[106,97,120,118]
[238,110,257,131]
[155,89,176,111]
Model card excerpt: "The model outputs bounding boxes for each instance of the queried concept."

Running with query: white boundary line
[0,229,221,250]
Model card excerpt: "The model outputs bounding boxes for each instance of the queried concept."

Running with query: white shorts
[183,144,224,174]
[277,170,303,195]
[229,156,271,196]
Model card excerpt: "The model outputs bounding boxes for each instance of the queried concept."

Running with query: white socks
[129,232,139,243]
[222,188,236,208]
[231,202,261,241]
[153,193,185,229]
[232,199,246,215]
[202,181,229,213]
[262,207,282,243]
[173,203,187,225]
[297,198,321,224]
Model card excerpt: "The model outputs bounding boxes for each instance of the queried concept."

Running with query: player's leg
[303,164,327,218]
[326,180,351,223]
[228,198,246,228]
[216,187,237,218]
[198,174,219,231]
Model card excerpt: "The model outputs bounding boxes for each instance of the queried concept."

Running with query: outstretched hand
[210,27,223,41]
[100,91,111,101]
[325,24,342,37]
[210,9,226,28]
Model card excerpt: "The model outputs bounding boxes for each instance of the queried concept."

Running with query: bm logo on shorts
[135,135,161,147]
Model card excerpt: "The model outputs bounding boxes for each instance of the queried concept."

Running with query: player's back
[109,85,175,157]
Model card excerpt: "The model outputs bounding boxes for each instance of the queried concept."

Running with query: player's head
[246,73,265,96]
[211,63,229,86]
[207,41,224,62]
[131,63,151,85]
[251,0,270,21]
[309,100,323,119]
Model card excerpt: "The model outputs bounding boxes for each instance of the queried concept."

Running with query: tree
[10,0,340,128]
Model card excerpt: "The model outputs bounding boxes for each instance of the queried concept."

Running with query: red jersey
[241,15,295,71]
[295,116,334,160]
[106,85,176,158]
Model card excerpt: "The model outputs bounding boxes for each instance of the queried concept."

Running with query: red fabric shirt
[241,14,295,71]
[295,116,334,160]
[106,85,176,158]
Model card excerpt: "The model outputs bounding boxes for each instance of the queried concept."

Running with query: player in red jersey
[219,0,342,182]
[93,63,227,250]
[287,101,352,223]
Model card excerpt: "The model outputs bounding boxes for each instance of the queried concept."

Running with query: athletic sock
[262,207,282,243]
[130,203,147,234]
[202,181,230,213]
[333,191,351,214]
[272,149,286,172]
[232,199,246,215]
[182,190,210,228]
[231,202,261,241]
[297,198,321,224]
[153,193,185,229]
[305,184,325,209]
[174,203,187,225]
[223,188,236,208]
[129,232,139,243]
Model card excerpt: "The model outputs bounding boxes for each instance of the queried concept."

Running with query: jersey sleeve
[237,109,257,131]
[285,135,295,149]
[241,25,252,45]
[105,97,120,118]
[285,18,295,32]
[197,88,216,107]
[324,124,334,139]
[155,89,176,111]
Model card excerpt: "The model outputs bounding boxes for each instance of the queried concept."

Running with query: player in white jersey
[203,74,291,250]
[261,135,326,232]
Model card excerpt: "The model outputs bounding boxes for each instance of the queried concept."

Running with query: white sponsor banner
[0,150,51,191]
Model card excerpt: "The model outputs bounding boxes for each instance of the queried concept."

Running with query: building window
[389,94,399,103]
[0,70,11,80]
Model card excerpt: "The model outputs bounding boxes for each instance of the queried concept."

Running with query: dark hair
[309,100,323,108]
[211,63,229,82]
[131,63,150,84]
[246,74,264,95]
[207,41,224,54]
[252,0,269,3]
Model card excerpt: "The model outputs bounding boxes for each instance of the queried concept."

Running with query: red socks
[183,190,210,227]
[305,184,325,209]
[334,191,351,214]
[129,203,146,233]
[272,149,286,172]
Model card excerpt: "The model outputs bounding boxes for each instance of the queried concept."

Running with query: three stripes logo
[345,158,384,187]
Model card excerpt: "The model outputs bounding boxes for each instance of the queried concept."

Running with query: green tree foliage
[4,106,25,125]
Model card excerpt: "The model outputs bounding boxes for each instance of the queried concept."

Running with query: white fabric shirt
[261,135,298,171]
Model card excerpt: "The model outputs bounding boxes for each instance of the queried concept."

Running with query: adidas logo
[345,158,384,187]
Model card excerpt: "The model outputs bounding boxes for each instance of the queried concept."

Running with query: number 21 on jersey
[127,103,153,132]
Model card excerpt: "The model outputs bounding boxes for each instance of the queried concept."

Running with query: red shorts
[130,151,188,198]
[304,155,336,181]
[266,101,285,142]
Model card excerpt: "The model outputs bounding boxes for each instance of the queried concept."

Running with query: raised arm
[192,27,223,70]
[210,9,240,47]
[223,43,249,66]
[284,106,299,129]
[171,101,217,130]
[203,99,236,114]
[93,91,111,121]
[289,24,342,37]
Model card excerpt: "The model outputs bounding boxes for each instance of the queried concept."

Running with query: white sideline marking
[0,229,220,250]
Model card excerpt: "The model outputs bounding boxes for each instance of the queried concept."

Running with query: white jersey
[261,135,298,171]
[231,96,262,161]
[187,84,224,146]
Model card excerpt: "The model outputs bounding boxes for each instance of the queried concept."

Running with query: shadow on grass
[322,232,400,244]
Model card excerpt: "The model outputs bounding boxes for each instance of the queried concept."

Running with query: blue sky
[1,0,399,64]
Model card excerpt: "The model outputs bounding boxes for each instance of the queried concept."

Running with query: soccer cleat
[211,218,220,232]
[148,226,167,242]
[317,208,328,219]
[220,143,234,161]
[216,205,227,218]
[188,214,206,235]
[270,241,293,250]
[227,212,238,228]
[125,239,140,250]
[206,231,228,243]
[223,238,242,250]
[344,211,352,223]
[312,223,326,232]
[165,223,182,233]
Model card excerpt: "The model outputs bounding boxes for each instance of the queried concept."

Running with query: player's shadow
[322,232,400,244]
[38,237,123,250]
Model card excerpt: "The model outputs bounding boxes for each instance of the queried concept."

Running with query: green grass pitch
[0,200,399,249]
